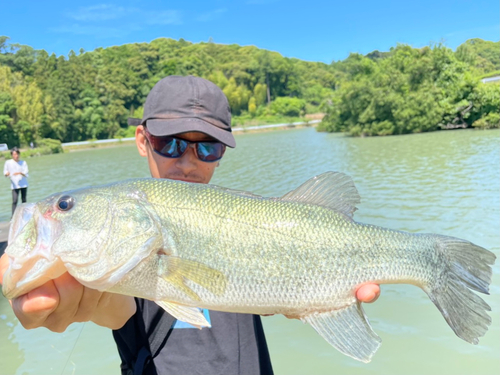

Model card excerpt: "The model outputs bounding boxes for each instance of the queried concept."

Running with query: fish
[1,172,496,362]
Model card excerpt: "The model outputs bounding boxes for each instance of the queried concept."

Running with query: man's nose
[175,144,198,172]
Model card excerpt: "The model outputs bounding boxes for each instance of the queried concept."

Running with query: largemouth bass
[2,172,495,362]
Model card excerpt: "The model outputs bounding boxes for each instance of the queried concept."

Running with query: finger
[12,281,60,329]
[91,293,136,329]
[283,314,301,320]
[73,287,103,323]
[43,273,84,332]
[356,284,381,303]
[0,253,9,285]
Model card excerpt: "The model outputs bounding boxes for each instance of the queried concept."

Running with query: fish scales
[2,172,495,363]
[126,179,454,315]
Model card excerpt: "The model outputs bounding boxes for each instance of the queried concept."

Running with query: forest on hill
[0,36,498,149]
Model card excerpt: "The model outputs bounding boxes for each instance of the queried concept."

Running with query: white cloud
[196,8,227,22]
[49,24,131,38]
[144,10,183,25]
[67,4,130,22]
[63,4,182,25]
[54,5,183,36]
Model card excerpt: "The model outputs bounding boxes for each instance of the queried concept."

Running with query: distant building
[481,75,500,84]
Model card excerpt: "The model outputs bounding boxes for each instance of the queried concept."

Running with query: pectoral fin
[302,303,381,363]
[158,254,227,301]
[155,300,210,329]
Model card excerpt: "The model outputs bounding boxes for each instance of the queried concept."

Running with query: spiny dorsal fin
[280,172,360,219]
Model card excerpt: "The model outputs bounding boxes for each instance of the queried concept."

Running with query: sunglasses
[144,128,226,162]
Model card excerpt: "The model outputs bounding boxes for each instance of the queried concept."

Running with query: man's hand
[356,283,380,303]
[0,253,136,332]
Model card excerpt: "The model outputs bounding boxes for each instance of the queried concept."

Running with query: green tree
[12,80,44,133]
[468,83,500,126]
[320,43,490,136]
[270,97,306,117]
[0,40,36,76]
[223,77,251,115]
[253,83,267,107]
[0,91,17,146]
[74,87,105,139]
[248,97,257,116]
[1,36,497,142]
[207,71,229,90]
[456,39,500,73]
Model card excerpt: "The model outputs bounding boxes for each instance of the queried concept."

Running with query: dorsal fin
[280,172,360,219]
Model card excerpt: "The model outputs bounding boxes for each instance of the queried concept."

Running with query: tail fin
[427,237,496,344]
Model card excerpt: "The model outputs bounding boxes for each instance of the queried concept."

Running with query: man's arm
[0,253,136,332]
[22,161,28,177]
[4,161,10,176]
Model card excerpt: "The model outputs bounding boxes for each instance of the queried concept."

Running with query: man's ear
[135,125,148,157]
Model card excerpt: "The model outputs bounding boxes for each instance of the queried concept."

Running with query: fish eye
[57,195,75,211]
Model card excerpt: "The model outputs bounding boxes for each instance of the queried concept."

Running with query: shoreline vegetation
[1,36,499,154]
[0,116,323,157]
[2,117,498,159]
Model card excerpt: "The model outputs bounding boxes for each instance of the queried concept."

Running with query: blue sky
[2,0,498,63]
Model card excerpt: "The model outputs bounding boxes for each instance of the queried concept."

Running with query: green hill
[1,36,498,147]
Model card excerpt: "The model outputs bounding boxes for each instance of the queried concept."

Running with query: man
[0,76,379,374]
[3,147,29,216]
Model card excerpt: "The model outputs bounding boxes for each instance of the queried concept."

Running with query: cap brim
[146,118,236,148]
[128,118,142,126]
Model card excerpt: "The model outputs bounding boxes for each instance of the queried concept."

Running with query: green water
[1,127,499,375]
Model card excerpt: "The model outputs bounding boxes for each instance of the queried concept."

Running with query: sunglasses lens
[146,130,224,162]
[196,142,225,162]
[149,136,185,158]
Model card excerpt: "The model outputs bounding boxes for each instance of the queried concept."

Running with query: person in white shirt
[3,147,29,216]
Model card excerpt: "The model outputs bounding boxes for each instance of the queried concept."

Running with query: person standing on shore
[3,147,29,216]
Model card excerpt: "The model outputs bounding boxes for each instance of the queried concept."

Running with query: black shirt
[113,298,273,375]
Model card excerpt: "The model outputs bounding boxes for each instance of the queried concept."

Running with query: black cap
[128,75,235,147]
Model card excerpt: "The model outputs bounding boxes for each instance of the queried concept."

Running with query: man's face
[135,125,219,184]
[12,151,19,162]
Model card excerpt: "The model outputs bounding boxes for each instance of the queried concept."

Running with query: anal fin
[302,303,381,363]
[155,300,211,329]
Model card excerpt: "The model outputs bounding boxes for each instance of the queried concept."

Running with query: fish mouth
[2,203,65,299]
[8,202,37,243]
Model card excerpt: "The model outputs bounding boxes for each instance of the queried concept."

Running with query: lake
[1,127,499,374]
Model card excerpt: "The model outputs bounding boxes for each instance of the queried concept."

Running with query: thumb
[0,253,9,285]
